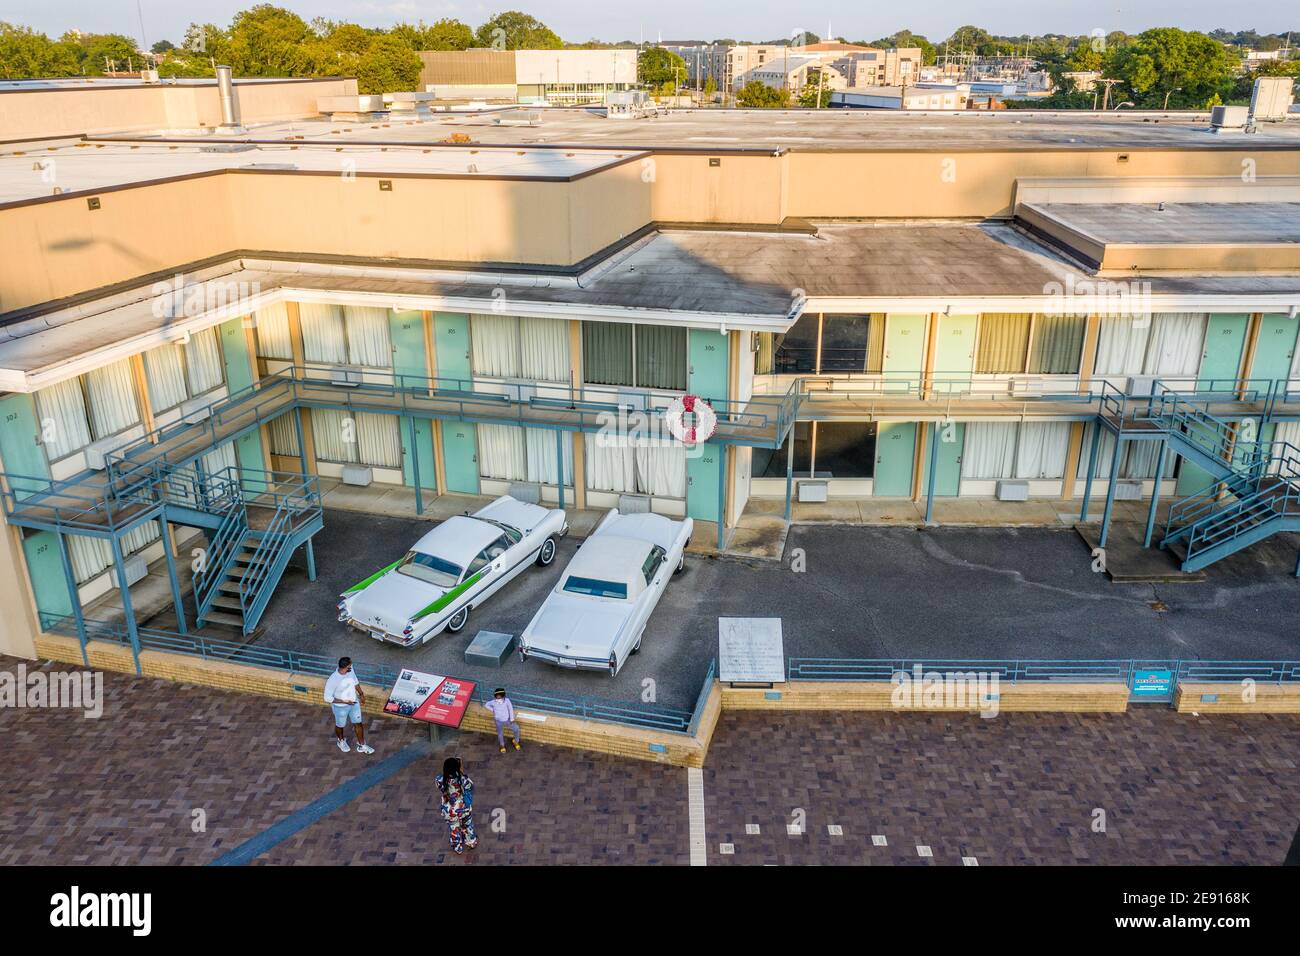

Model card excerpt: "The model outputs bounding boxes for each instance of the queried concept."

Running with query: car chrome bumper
[520,646,608,672]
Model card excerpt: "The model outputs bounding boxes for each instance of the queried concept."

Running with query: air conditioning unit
[1113,480,1143,500]
[180,393,215,424]
[1250,76,1295,122]
[797,480,829,503]
[996,480,1029,502]
[1008,377,1036,396]
[330,368,363,387]
[506,378,536,403]
[112,552,149,588]
[617,389,649,412]
[340,464,373,487]
[1210,105,1248,130]
[1125,376,1157,398]
[508,481,542,504]
[83,432,133,471]
[617,493,652,514]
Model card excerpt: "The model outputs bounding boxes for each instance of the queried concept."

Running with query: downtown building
[0,73,1299,668]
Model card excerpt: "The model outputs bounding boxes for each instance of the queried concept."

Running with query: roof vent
[1209,104,1247,131]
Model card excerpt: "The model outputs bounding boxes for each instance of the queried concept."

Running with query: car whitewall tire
[447,606,470,633]
[536,536,557,566]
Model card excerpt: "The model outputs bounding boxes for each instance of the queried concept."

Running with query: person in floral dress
[436,756,478,854]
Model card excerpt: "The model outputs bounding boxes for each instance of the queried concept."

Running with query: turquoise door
[440,420,479,494]
[23,531,74,624]
[389,309,428,383]
[874,422,916,496]
[1250,314,1300,385]
[883,314,927,391]
[0,393,51,497]
[920,421,964,497]
[686,444,723,521]
[688,329,729,403]
[218,318,255,395]
[402,418,438,491]
[933,314,977,393]
[1197,314,1247,391]
[434,312,471,383]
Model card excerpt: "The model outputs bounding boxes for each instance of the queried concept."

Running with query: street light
[1162,87,1181,110]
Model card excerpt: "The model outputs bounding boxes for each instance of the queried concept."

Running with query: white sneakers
[356,743,375,755]
[336,738,351,753]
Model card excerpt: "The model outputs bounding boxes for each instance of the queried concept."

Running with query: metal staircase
[1137,387,1300,571]
[188,470,323,634]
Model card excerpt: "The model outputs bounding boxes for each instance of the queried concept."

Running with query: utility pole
[1096,78,1120,111]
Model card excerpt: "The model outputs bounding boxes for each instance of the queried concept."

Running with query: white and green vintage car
[337,496,567,647]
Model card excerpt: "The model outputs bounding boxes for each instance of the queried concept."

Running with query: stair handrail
[1181,443,1300,557]
[1164,439,1300,539]
[237,473,320,622]
[194,501,248,616]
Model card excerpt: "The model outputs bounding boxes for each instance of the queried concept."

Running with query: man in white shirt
[324,657,374,754]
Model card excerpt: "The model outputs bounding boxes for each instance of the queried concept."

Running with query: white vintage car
[518,509,693,676]
[337,496,567,647]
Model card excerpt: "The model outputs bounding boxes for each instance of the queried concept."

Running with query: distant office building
[737,53,847,95]
[834,48,924,88]
[831,84,970,110]
[419,48,637,104]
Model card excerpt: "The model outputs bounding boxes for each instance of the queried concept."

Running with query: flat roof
[178,106,1300,152]
[1025,201,1300,245]
[0,139,637,204]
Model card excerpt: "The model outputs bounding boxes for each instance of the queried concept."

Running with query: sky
[2,0,1296,47]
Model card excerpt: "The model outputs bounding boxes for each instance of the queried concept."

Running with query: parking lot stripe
[687,767,707,866]
[209,742,431,866]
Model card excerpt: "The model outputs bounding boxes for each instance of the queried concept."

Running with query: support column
[716,445,727,552]
[409,415,423,516]
[925,420,940,525]
[1080,424,1102,521]
[571,432,587,511]
[305,539,317,582]
[294,407,309,477]
[159,516,187,634]
[1143,441,1168,549]
[56,532,89,667]
[555,429,565,511]
[110,536,142,676]
[783,433,795,521]
[1099,435,1124,548]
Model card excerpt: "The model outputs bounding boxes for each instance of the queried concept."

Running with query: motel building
[0,73,1299,671]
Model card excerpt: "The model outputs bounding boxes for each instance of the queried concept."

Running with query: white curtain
[1094,317,1152,376]
[184,327,225,395]
[69,536,112,585]
[478,423,528,481]
[311,408,355,463]
[344,307,392,368]
[143,344,188,413]
[961,422,1017,480]
[520,317,570,382]
[299,304,347,364]
[1143,313,1206,378]
[1076,425,1176,480]
[121,522,160,557]
[268,412,301,457]
[356,412,402,468]
[1014,422,1070,479]
[1270,421,1300,475]
[471,314,521,378]
[84,360,141,439]
[203,440,239,482]
[253,302,293,360]
[526,428,574,484]
[585,434,636,493]
[35,379,92,460]
[635,442,687,497]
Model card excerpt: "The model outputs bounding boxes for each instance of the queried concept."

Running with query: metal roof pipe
[216,65,242,129]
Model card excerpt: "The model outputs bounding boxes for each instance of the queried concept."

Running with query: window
[253,302,293,360]
[976,314,1031,374]
[470,314,569,382]
[398,552,462,588]
[962,422,1071,480]
[1028,315,1085,374]
[84,360,142,441]
[584,435,686,497]
[563,575,628,600]
[1094,314,1207,377]
[583,322,686,390]
[753,421,813,478]
[35,379,92,461]
[641,546,667,584]
[310,409,402,468]
[297,303,393,368]
[812,422,877,478]
[478,424,573,484]
[142,328,226,415]
[756,315,883,376]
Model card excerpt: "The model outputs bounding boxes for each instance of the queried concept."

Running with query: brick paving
[703,710,1300,866]
[2,655,1297,865]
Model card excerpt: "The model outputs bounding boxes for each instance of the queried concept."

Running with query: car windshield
[562,575,628,600]
[396,551,462,588]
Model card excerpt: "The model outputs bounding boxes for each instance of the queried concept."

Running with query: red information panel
[384,668,477,728]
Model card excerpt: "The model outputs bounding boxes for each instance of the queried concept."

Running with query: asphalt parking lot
[254,510,1300,713]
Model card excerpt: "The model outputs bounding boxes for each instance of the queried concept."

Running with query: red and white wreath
[664,394,718,444]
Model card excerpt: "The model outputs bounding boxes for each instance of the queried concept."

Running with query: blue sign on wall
[1131,669,1174,699]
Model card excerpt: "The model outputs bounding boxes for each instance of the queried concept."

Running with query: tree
[151,40,175,54]
[224,4,315,76]
[0,22,81,78]
[703,74,717,99]
[736,80,789,108]
[1104,27,1236,108]
[797,76,832,108]
[875,29,937,65]
[61,31,139,72]
[638,47,686,88]
[391,18,473,52]
[474,11,563,50]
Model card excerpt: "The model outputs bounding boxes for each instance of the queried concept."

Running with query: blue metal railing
[43,615,697,733]
[786,657,1300,687]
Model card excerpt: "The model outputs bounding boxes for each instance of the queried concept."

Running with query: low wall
[1174,681,1300,714]
[722,680,1130,713]
[34,634,1300,771]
